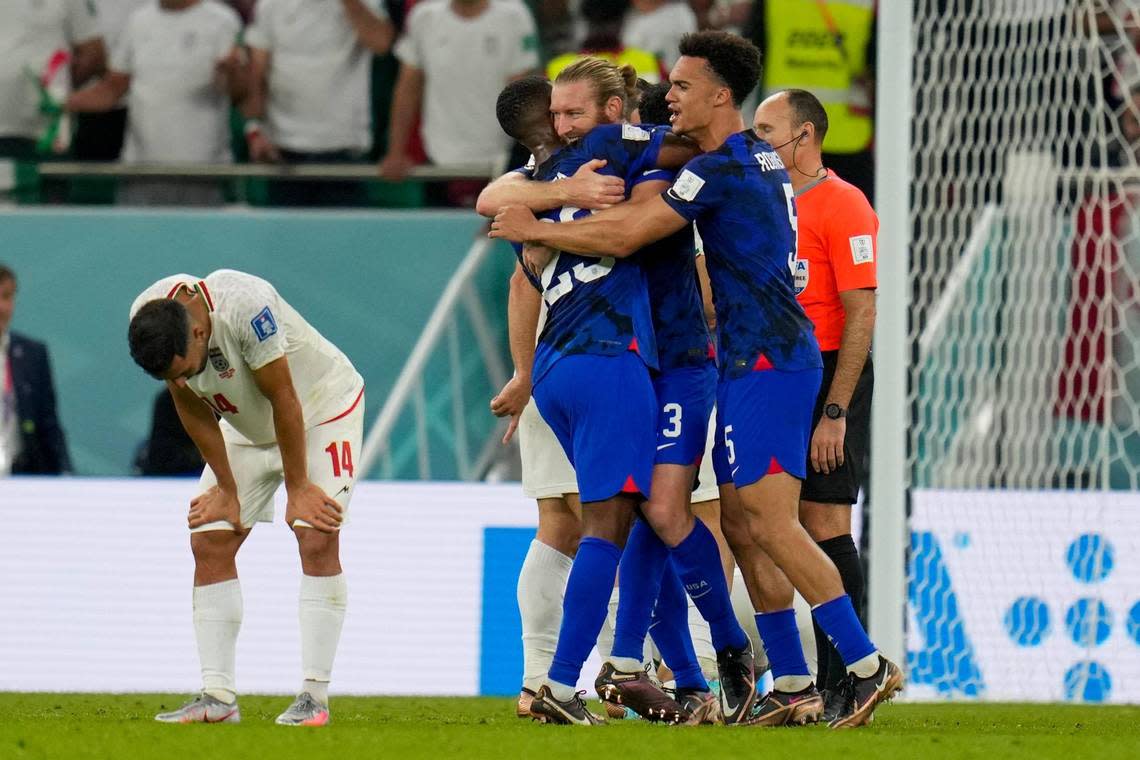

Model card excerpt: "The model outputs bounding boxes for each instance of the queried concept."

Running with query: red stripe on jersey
[767,457,784,475]
[753,353,774,371]
[621,474,640,494]
[628,336,639,354]
[707,341,717,359]
[318,387,365,426]
[166,282,189,298]
[196,280,215,312]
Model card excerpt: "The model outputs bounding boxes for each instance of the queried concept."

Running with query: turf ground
[2,694,1138,759]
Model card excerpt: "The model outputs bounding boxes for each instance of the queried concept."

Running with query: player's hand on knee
[566,159,624,209]
[188,485,242,529]
[286,481,344,533]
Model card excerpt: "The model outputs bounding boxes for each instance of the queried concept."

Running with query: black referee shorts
[801,350,873,504]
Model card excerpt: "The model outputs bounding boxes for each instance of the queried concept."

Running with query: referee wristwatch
[824,403,847,420]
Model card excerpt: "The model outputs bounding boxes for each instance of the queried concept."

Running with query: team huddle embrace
[482,30,896,727]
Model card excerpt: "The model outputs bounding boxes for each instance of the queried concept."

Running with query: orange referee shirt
[794,170,879,352]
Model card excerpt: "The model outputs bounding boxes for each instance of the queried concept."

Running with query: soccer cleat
[716,640,758,725]
[828,655,904,729]
[517,688,537,719]
[274,692,330,726]
[675,687,722,725]
[594,661,689,724]
[820,680,855,724]
[154,693,240,724]
[529,685,606,725]
[741,684,824,727]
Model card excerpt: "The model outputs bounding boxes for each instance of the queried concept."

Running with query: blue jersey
[632,167,712,371]
[522,123,667,384]
[661,130,821,378]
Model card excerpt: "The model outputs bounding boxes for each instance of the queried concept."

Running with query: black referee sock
[813,534,866,693]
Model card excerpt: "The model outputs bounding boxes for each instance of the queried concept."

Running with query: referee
[753,89,878,720]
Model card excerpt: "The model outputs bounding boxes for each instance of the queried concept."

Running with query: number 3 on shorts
[662,402,683,439]
[724,424,735,464]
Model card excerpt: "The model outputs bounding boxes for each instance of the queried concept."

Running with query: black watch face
[825,403,842,419]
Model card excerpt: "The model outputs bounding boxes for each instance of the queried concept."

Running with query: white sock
[299,574,347,696]
[302,679,329,705]
[595,586,621,660]
[517,540,573,692]
[607,655,643,673]
[793,592,818,680]
[548,680,577,702]
[773,674,814,692]
[849,652,880,678]
[193,579,242,704]
[686,595,719,682]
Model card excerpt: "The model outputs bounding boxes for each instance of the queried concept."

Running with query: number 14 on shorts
[324,441,354,478]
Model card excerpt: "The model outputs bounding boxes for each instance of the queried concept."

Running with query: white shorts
[692,406,718,504]
[192,397,365,533]
[519,398,577,499]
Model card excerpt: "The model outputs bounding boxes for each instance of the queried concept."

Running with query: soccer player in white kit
[128,270,365,727]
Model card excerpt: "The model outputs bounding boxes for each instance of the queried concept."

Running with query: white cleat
[275,692,331,726]
[155,693,240,724]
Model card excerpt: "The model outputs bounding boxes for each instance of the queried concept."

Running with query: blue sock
[548,536,622,688]
[649,560,708,691]
[669,520,748,652]
[754,609,810,679]
[611,519,667,661]
[812,594,877,666]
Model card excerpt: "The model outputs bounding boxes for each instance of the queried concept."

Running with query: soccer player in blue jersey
[490,32,903,729]
[489,74,697,725]
[483,61,744,726]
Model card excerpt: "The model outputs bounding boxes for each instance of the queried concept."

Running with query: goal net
[903,0,1140,703]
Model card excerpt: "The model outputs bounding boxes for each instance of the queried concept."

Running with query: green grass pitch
[2,694,1138,759]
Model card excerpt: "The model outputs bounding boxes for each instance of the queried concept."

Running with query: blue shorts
[712,367,822,488]
[533,352,657,503]
[653,363,717,467]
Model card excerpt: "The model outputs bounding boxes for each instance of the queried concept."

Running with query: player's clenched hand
[810,417,846,475]
[522,244,554,280]
[188,485,242,530]
[564,159,625,209]
[285,481,344,533]
[489,205,540,243]
[491,375,531,444]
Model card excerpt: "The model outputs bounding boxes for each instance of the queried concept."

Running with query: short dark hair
[496,76,553,142]
[678,31,762,107]
[784,88,829,144]
[0,263,14,289]
[637,82,672,126]
[129,299,190,378]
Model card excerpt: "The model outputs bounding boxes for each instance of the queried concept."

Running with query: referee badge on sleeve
[793,258,809,295]
[850,234,875,265]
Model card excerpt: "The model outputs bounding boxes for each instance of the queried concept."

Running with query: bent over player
[128,269,365,727]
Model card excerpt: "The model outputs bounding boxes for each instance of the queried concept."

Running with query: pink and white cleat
[155,693,241,724]
[275,692,330,726]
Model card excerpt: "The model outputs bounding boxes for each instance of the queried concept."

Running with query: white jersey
[622,1,698,70]
[112,0,241,164]
[131,270,364,446]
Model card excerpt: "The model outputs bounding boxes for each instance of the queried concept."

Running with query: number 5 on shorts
[724,424,735,464]
[324,441,354,478]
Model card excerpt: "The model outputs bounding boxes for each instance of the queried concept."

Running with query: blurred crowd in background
[0,0,878,208]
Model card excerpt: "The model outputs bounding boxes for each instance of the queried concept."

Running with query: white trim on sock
[300,573,347,685]
[518,540,573,691]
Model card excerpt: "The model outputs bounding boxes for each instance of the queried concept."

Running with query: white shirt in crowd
[245,0,387,153]
[130,270,364,447]
[0,0,100,140]
[112,0,241,164]
[622,1,698,70]
[0,331,20,476]
[395,0,538,165]
[97,0,150,56]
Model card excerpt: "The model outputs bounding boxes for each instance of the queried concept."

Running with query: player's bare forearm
[491,194,687,257]
[253,358,310,492]
[508,263,540,380]
[477,173,565,217]
[656,133,702,170]
[342,0,394,54]
[71,38,107,86]
[386,67,423,157]
[240,47,270,119]
[168,382,237,493]
[826,288,876,408]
